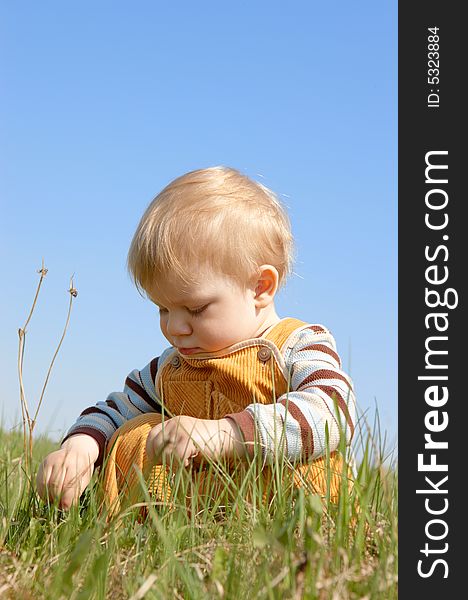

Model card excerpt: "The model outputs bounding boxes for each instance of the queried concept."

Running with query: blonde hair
[127,166,295,295]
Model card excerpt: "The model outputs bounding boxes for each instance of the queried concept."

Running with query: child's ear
[253,265,279,308]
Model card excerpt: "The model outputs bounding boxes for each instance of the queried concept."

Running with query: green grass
[0,421,397,599]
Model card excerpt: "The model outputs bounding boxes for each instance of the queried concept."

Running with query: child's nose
[166,313,192,337]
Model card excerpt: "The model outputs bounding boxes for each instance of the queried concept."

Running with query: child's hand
[146,416,245,467]
[36,434,99,510]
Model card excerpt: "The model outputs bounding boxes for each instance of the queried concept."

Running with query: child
[36,166,356,512]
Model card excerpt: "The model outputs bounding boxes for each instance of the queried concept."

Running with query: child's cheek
[198,321,226,349]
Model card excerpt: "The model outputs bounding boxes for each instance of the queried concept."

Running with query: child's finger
[183,446,200,467]
[175,438,198,466]
[146,423,164,461]
[36,461,50,499]
[47,462,68,501]
[37,456,62,497]
[59,467,81,510]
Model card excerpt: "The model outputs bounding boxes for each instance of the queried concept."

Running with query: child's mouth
[177,347,201,355]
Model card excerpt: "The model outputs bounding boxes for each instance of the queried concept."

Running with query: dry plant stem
[17,263,77,474]
[17,261,48,471]
[26,277,77,461]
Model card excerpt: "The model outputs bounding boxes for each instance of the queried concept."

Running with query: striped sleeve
[226,325,356,462]
[62,356,164,466]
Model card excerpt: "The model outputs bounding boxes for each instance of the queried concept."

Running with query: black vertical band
[399,2,465,594]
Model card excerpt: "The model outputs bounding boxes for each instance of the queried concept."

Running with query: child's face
[147,269,274,355]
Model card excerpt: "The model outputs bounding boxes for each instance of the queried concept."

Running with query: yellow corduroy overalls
[102,318,350,515]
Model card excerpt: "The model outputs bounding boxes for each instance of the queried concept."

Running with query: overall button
[171,355,181,368]
[257,347,272,362]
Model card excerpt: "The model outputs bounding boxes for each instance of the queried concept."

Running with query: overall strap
[263,317,308,352]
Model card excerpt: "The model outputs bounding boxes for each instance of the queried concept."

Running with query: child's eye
[157,305,208,317]
[187,305,208,317]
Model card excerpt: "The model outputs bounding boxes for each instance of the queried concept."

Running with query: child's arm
[225,325,356,463]
[37,354,168,508]
[145,326,355,468]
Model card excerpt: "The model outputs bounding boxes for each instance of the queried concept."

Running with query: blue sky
[0,1,397,447]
